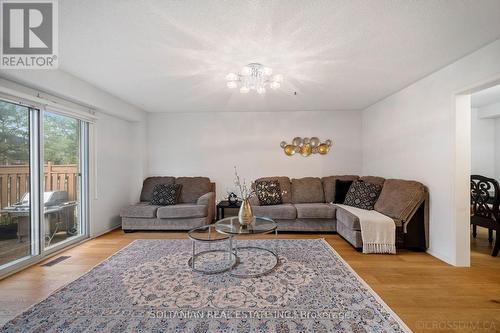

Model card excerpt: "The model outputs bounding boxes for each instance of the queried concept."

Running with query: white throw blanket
[336,204,396,254]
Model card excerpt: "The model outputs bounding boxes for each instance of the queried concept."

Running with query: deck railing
[0,162,78,208]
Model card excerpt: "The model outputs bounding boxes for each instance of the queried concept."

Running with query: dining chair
[470,175,500,256]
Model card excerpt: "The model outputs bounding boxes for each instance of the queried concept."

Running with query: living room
[0,1,499,332]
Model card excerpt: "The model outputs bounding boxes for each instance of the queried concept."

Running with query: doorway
[470,84,500,258]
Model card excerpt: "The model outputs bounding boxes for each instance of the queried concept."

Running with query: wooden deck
[0,228,498,332]
[0,233,78,267]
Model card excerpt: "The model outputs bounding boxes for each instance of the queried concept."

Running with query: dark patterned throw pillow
[343,180,382,210]
[150,184,182,206]
[255,180,283,206]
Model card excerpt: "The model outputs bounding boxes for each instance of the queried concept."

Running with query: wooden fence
[0,162,78,208]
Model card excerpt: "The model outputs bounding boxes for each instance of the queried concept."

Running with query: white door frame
[453,74,500,266]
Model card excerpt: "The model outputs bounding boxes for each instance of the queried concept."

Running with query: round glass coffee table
[215,216,279,278]
[188,224,237,274]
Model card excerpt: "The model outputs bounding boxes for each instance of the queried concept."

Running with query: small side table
[216,200,241,220]
[215,216,279,278]
[188,224,237,274]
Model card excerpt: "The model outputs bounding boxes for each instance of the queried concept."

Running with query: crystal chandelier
[226,63,283,94]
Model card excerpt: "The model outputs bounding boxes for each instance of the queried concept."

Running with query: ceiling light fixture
[226,63,283,94]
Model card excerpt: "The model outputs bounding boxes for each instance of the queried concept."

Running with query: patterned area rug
[1,239,411,332]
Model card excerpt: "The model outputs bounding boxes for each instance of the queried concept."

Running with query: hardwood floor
[0,228,498,332]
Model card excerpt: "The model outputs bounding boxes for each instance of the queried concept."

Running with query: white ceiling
[472,84,500,108]
[58,0,500,113]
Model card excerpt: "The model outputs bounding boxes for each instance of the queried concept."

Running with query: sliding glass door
[43,111,85,248]
[0,98,89,273]
[0,100,32,267]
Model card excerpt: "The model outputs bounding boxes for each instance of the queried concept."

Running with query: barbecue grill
[1,191,78,245]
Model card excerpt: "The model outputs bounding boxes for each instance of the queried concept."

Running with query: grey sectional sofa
[250,175,428,250]
[120,174,428,251]
[120,177,215,231]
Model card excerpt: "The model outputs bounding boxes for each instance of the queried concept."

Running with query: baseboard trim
[90,224,121,239]
[426,248,455,266]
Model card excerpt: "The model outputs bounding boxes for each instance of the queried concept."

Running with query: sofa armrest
[197,192,214,205]
[197,192,215,222]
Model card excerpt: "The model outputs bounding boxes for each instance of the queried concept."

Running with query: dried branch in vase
[233,166,255,201]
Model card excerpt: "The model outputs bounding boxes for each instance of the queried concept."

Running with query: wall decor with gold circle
[280,137,332,156]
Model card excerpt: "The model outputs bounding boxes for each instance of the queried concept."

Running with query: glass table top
[188,224,231,242]
[215,216,277,235]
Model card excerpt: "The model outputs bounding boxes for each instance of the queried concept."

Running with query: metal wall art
[280,137,332,156]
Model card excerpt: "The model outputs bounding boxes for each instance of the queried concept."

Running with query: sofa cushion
[175,177,212,203]
[252,203,297,220]
[295,203,336,219]
[291,177,325,203]
[140,177,175,202]
[374,179,425,221]
[321,175,359,203]
[360,176,386,186]
[343,180,382,210]
[254,177,292,203]
[120,203,161,218]
[336,218,363,248]
[150,184,181,206]
[334,179,354,203]
[335,205,361,230]
[157,204,208,219]
[255,180,283,205]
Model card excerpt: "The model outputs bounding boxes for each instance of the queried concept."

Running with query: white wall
[90,113,146,236]
[471,108,495,178]
[473,95,500,180]
[147,111,362,200]
[478,100,500,118]
[362,39,500,266]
